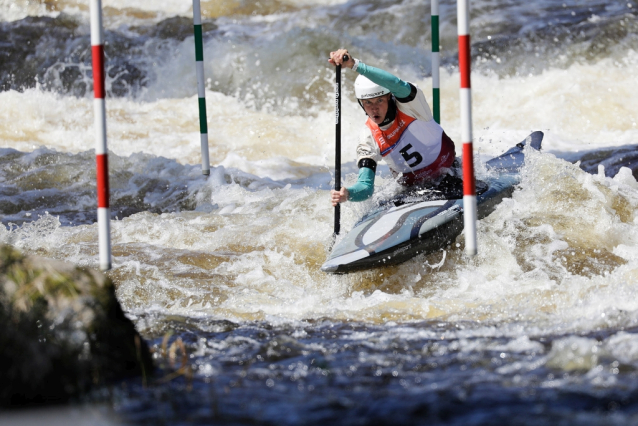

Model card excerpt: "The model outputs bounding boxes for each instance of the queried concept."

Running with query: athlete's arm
[354,62,416,102]
[329,159,377,206]
[346,159,376,202]
[328,49,417,102]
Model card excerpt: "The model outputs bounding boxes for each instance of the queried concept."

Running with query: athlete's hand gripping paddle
[333,54,349,237]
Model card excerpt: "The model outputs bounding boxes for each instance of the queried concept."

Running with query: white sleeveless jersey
[371,114,445,174]
[356,84,447,173]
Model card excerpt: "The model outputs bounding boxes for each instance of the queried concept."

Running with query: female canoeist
[328,48,457,207]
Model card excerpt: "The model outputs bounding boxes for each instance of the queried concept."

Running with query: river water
[1,0,638,424]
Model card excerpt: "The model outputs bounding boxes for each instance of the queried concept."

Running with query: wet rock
[0,15,82,93]
[0,245,153,407]
[0,14,218,96]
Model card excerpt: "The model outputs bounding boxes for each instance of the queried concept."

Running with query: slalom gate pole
[90,0,112,271]
[334,59,343,237]
[431,0,440,124]
[193,0,211,176]
[457,0,477,256]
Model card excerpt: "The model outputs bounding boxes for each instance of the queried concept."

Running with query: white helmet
[354,75,390,100]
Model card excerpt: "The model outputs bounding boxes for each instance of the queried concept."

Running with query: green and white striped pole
[431,0,440,124]
[193,0,210,176]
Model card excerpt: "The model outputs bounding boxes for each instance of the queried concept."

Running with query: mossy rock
[0,245,153,407]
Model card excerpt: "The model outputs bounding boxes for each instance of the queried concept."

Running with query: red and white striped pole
[90,0,112,271]
[457,0,477,256]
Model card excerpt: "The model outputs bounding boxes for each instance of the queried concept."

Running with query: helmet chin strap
[358,96,397,127]
[379,97,397,126]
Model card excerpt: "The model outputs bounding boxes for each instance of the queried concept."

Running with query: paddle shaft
[334,54,349,236]
[334,64,341,235]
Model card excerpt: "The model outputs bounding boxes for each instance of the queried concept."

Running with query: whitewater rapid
[1,0,638,327]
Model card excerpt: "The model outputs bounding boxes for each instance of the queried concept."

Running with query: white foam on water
[4,48,637,181]
[2,1,638,349]
[432,50,638,156]
[3,149,638,340]
[0,88,358,176]
[0,0,54,21]
[0,0,350,25]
